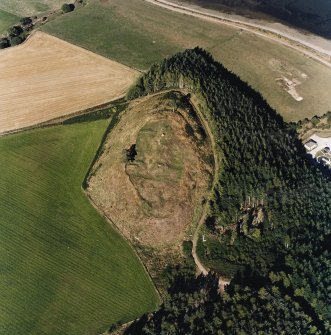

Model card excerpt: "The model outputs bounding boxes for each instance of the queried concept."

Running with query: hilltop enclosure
[88,92,213,247]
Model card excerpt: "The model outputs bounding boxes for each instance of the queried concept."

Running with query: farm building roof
[304,139,318,151]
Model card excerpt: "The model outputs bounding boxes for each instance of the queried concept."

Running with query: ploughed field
[0,31,138,134]
[0,120,159,335]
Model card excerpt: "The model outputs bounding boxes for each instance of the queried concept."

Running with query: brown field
[0,31,138,134]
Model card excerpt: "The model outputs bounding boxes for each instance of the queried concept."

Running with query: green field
[0,120,159,335]
[42,0,331,121]
[0,9,18,34]
[0,0,64,16]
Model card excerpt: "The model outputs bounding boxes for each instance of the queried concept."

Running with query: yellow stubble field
[0,31,138,134]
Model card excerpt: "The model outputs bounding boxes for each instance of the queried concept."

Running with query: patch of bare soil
[269,58,307,102]
[88,92,213,249]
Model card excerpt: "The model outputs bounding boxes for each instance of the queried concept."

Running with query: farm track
[145,0,331,69]
[189,95,230,290]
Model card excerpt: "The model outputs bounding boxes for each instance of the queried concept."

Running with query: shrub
[10,36,24,46]
[61,3,75,13]
[0,38,10,49]
[8,25,23,37]
[20,17,32,26]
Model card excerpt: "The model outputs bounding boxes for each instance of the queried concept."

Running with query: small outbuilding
[304,139,318,151]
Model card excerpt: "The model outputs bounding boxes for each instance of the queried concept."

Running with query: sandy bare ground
[0,31,138,134]
[145,0,331,68]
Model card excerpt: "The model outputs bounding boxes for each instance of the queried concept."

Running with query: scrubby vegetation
[61,3,75,13]
[295,111,331,138]
[126,48,331,333]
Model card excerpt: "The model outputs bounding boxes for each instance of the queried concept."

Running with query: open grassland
[0,0,64,16]
[0,9,18,34]
[0,120,159,335]
[0,31,138,134]
[42,0,331,121]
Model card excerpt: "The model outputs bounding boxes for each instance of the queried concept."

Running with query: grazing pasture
[0,31,138,134]
[0,0,64,16]
[0,9,18,34]
[42,0,331,121]
[0,120,159,335]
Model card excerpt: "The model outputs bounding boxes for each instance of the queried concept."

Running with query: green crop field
[0,0,64,16]
[0,9,18,34]
[0,120,159,335]
[41,0,331,122]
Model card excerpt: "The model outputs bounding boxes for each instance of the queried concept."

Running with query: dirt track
[0,31,138,134]
[189,95,230,290]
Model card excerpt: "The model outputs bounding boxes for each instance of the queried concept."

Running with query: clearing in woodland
[0,31,138,134]
[0,119,159,335]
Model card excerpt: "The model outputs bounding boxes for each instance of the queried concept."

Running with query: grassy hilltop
[0,120,159,335]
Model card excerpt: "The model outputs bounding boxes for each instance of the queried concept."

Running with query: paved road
[145,0,331,69]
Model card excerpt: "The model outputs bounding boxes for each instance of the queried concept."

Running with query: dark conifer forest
[125,48,331,334]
